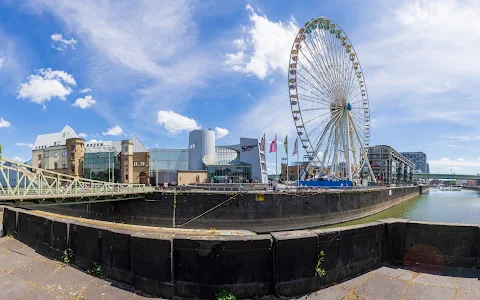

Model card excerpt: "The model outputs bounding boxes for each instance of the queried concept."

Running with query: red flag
[269,134,277,153]
[293,137,298,155]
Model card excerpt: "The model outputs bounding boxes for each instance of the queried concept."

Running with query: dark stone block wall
[8,188,480,299]
[35,186,421,232]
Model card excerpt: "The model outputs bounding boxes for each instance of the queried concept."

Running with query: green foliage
[315,250,326,278]
[216,289,237,300]
[6,233,13,238]
[62,248,74,265]
[87,263,103,278]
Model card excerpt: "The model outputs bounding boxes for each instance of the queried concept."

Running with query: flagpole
[286,136,289,183]
[297,137,299,183]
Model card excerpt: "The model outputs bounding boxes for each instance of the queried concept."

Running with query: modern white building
[149,129,268,184]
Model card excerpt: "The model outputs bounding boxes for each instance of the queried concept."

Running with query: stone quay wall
[36,186,422,232]
[4,203,479,299]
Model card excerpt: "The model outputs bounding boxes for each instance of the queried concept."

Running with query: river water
[325,188,480,228]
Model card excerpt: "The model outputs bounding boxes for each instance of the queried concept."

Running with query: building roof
[85,135,148,154]
[33,125,78,150]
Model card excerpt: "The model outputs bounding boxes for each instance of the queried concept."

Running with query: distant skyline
[1,0,480,174]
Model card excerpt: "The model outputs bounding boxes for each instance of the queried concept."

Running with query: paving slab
[338,270,375,292]
[0,237,27,251]
[82,278,135,300]
[43,266,93,298]
[0,250,34,271]
[354,272,408,300]
[412,273,458,288]
[11,259,61,283]
[376,266,410,278]
[403,283,456,300]
[298,285,349,300]
[14,246,43,258]
[21,286,72,300]
[457,288,480,300]
[0,273,34,299]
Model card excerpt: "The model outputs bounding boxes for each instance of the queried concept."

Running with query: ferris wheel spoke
[304,32,338,89]
[295,71,335,102]
[302,110,335,126]
[307,111,342,170]
[297,93,334,106]
[297,85,334,106]
[298,48,336,98]
[296,59,335,99]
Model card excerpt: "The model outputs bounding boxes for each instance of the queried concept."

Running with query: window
[71,145,75,150]
[54,142,56,146]
[71,165,75,172]
[37,154,42,160]
[124,146,128,153]
[71,153,75,160]
[134,162,138,167]
[126,175,129,180]
[62,151,67,157]
[54,162,58,169]
[62,161,66,168]
[54,152,58,157]
[38,163,42,168]
[141,161,145,167]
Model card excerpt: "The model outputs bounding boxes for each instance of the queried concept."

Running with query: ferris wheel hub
[346,103,352,111]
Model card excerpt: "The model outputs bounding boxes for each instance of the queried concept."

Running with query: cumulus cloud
[72,95,96,109]
[225,5,298,79]
[16,143,34,148]
[78,133,87,138]
[11,156,22,162]
[17,68,76,104]
[79,88,92,93]
[0,117,11,128]
[0,57,4,68]
[215,127,229,139]
[157,110,200,134]
[51,33,78,51]
[102,125,124,136]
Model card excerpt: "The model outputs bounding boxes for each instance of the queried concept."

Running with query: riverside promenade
[1,235,480,300]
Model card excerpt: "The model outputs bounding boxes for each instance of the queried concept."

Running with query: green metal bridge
[413,173,480,180]
[0,157,154,206]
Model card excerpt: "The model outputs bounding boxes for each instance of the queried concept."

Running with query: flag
[269,134,277,153]
[284,135,288,154]
[260,133,265,152]
[293,137,298,155]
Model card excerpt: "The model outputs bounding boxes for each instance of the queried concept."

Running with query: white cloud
[17,68,76,104]
[78,133,87,138]
[225,5,298,79]
[16,143,34,148]
[355,0,480,127]
[440,157,450,161]
[72,95,96,109]
[79,88,92,93]
[0,117,11,128]
[157,110,200,134]
[51,33,78,51]
[0,57,3,68]
[102,125,124,136]
[457,158,465,161]
[12,156,22,162]
[215,127,229,139]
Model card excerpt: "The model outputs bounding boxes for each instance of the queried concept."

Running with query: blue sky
[1,0,480,174]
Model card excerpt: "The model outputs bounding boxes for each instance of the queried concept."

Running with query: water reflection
[321,188,480,228]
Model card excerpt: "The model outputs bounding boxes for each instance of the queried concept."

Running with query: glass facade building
[149,149,188,171]
[84,152,120,182]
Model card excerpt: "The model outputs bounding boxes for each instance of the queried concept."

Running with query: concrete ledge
[173,235,273,298]
[131,232,173,299]
[272,230,319,297]
[3,206,17,235]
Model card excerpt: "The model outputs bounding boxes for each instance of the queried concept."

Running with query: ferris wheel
[288,16,375,182]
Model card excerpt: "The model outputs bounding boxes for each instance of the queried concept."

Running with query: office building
[400,152,429,174]
[32,125,84,176]
[368,145,414,184]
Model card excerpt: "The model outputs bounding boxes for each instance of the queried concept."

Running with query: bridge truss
[0,157,154,206]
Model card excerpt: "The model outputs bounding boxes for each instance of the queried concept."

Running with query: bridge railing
[0,157,154,199]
